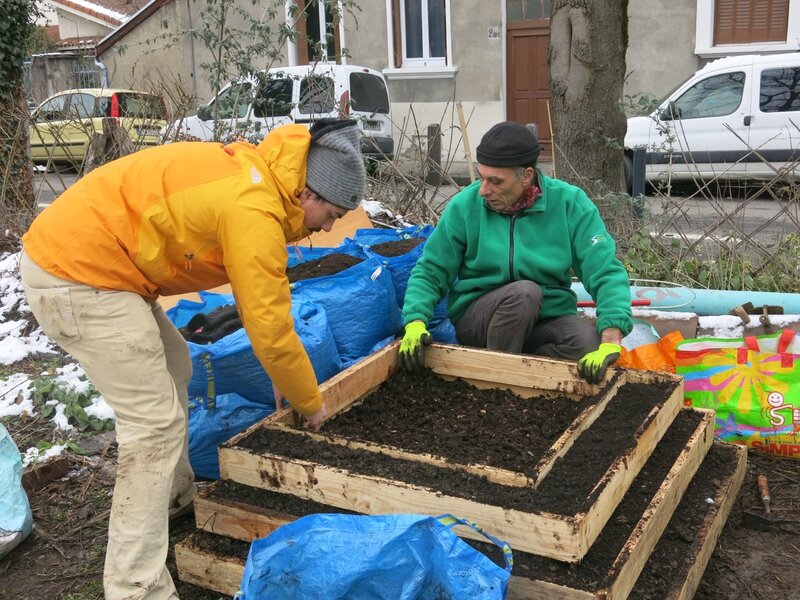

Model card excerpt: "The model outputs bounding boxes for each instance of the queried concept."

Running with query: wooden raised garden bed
[177,428,743,600]
[219,342,684,562]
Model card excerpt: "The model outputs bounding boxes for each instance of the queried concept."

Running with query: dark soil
[535,378,677,514]
[181,530,250,562]
[189,413,741,596]
[473,409,707,590]
[205,479,357,517]
[368,237,424,257]
[322,369,602,476]
[629,442,740,599]
[235,375,675,516]
[285,253,362,283]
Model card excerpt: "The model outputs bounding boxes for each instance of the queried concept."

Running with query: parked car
[165,64,394,159]
[625,53,800,189]
[29,88,168,166]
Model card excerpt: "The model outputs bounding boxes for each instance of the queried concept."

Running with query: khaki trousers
[19,251,195,600]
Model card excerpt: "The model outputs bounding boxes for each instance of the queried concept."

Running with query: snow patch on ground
[22,443,66,469]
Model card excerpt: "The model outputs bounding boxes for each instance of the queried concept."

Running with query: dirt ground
[2,346,799,599]
[2,420,799,599]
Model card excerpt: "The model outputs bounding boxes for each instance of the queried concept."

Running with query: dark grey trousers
[454,281,600,360]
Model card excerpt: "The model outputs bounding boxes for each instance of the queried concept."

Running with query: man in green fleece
[399,121,633,384]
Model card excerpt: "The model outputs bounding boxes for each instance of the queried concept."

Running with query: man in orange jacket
[19,119,366,599]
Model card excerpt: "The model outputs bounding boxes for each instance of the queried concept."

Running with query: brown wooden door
[507,20,551,160]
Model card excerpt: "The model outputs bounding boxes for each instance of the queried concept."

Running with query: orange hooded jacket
[23,124,323,415]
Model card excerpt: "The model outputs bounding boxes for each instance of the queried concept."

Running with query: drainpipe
[94,58,109,88]
[187,0,197,98]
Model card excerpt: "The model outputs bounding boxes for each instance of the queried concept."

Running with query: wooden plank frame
[194,488,301,543]
[187,412,726,600]
[506,409,716,599]
[174,538,244,597]
[220,342,685,562]
[660,444,746,600]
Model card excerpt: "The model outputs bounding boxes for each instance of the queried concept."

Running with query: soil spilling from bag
[235,370,678,515]
[286,253,363,283]
[369,237,425,257]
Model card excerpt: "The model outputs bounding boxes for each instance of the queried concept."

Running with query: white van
[625,53,800,188]
[167,64,394,159]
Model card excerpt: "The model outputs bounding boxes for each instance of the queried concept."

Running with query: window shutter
[392,0,402,67]
[714,0,788,45]
[296,0,309,65]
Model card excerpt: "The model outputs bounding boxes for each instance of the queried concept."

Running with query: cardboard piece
[157,206,373,312]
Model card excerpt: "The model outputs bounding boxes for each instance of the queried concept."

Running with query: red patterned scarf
[490,183,542,215]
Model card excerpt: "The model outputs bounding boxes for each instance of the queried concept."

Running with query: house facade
[29,0,149,102]
[94,0,800,170]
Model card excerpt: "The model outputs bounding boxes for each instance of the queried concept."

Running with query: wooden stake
[457,102,475,182]
[546,99,556,178]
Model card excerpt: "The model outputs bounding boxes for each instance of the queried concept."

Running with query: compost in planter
[286,253,362,283]
[235,370,678,515]
[322,368,602,476]
[195,411,739,595]
[369,238,424,257]
[628,442,740,599]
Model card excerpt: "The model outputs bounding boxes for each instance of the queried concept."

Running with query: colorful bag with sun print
[676,329,800,458]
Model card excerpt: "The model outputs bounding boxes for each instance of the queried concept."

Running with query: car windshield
[349,73,390,114]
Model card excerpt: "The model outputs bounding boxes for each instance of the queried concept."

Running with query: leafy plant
[29,376,114,432]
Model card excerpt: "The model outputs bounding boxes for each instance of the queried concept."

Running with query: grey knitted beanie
[305,119,366,210]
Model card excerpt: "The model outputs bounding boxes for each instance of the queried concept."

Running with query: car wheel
[623,154,633,194]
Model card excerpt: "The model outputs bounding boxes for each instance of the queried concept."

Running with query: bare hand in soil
[305,403,327,431]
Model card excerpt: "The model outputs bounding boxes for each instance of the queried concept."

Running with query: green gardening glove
[399,321,432,371]
[577,343,622,384]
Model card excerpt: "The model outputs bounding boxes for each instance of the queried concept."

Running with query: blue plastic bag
[236,513,512,600]
[168,294,341,406]
[356,226,456,344]
[354,225,433,308]
[0,424,33,558]
[291,256,402,368]
[188,393,271,479]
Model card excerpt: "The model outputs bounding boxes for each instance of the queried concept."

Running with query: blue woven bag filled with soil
[187,392,271,479]
[167,293,341,405]
[354,226,455,343]
[286,239,366,268]
[290,255,402,368]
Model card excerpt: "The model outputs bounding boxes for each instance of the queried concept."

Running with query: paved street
[33,168,78,209]
[640,193,799,245]
[36,168,797,248]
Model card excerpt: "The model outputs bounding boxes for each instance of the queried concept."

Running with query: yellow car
[29,88,167,167]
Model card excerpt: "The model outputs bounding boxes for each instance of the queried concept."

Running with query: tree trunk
[0,0,37,246]
[84,118,136,175]
[549,0,627,197]
[0,82,36,244]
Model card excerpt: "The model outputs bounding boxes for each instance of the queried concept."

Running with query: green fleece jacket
[402,173,633,337]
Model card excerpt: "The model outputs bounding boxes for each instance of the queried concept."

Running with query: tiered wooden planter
[175,342,746,599]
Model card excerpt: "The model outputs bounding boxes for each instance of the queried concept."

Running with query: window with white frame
[402,0,447,66]
[388,0,453,70]
[286,0,342,65]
